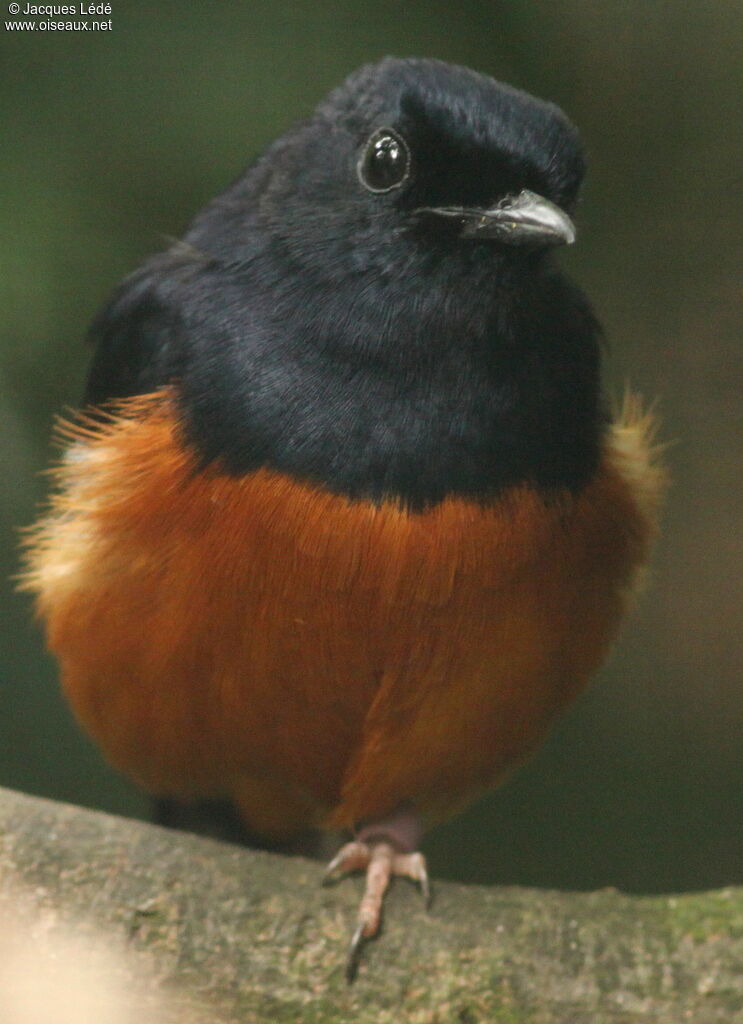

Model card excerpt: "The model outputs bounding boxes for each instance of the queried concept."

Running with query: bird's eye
[357,128,411,193]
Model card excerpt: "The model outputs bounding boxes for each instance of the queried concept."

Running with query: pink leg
[323,806,429,980]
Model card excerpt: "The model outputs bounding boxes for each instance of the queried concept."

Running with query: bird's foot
[323,811,429,980]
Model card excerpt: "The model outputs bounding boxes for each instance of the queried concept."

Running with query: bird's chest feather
[24,390,662,827]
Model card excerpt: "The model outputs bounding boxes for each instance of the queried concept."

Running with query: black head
[87,58,602,508]
[327,57,584,245]
[188,57,584,282]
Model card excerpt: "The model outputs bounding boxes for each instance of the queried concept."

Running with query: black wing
[83,245,207,407]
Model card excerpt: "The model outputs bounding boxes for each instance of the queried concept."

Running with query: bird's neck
[180,254,604,510]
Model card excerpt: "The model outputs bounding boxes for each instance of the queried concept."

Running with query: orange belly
[22,390,664,837]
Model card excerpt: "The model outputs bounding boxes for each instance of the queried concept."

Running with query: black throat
[168,231,604,509]
[85,210,604,512]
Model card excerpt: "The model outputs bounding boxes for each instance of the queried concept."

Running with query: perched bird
[22,57,664,975]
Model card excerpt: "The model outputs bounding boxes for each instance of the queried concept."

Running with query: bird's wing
[84,244,208,407]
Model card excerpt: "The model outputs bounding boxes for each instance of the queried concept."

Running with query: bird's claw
[323,839,431,980]
[346,920,368,983]
[322,840,370,883]
[406,851,431,908]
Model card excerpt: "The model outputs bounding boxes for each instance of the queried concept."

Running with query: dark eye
[357,128,411,193]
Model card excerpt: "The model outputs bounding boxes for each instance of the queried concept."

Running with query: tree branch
[0,786,740,1023]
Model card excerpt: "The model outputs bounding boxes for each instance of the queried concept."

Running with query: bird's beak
[418,190,576,248]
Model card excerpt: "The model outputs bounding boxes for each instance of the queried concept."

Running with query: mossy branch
[0,786,741,1023]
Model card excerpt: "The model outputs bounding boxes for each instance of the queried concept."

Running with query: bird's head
[222,57,585,286]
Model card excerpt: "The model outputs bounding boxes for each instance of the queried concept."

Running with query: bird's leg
[323,805,429,979]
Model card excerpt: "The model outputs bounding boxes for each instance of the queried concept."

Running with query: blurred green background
[1,1,741,894]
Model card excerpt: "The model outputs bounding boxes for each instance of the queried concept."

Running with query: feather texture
[21,389,665,836]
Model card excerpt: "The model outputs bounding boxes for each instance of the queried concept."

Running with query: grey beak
[419,190,576,248]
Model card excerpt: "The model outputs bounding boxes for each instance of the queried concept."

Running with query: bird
[21,57,665,977]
